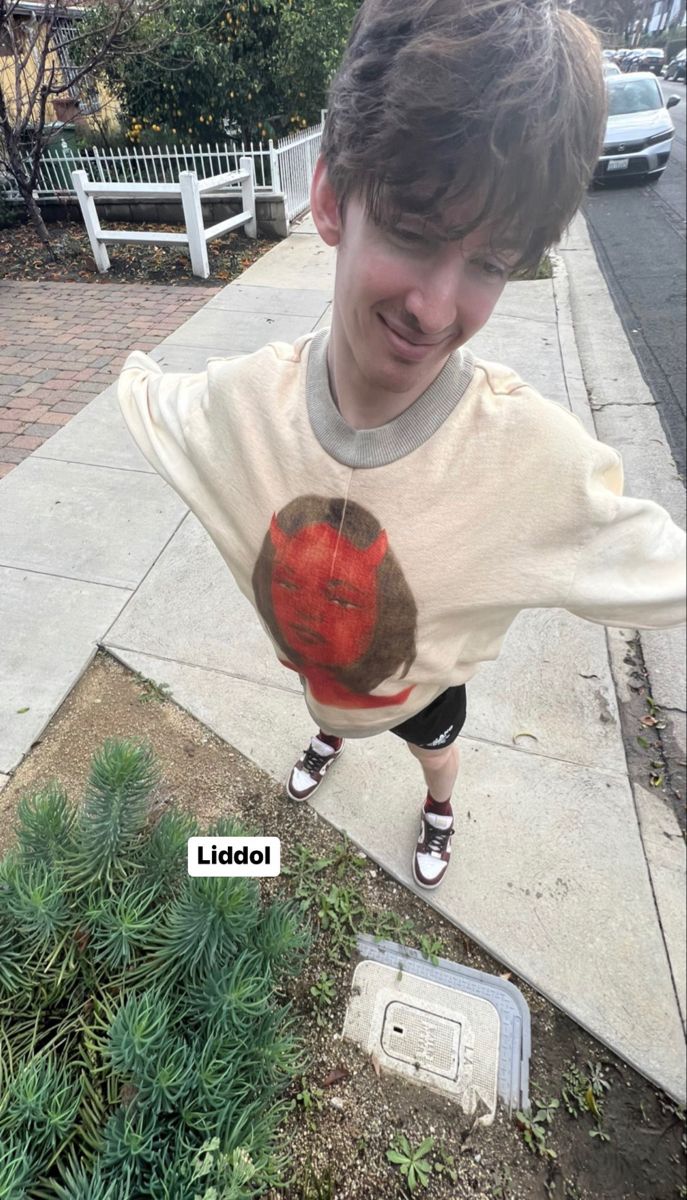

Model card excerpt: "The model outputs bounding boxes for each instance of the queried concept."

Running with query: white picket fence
[4,123,323,224]
[35,140,275,194]
[73,160,256,279]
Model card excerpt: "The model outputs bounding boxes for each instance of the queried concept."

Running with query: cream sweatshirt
[118,329,686,739]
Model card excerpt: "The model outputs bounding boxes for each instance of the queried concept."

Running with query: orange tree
[81,0,361,147]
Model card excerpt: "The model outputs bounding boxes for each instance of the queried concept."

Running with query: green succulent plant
[0,738,310,1198]
[0,1132,35,1200]
[16,782,76,866]
[69,739,161,888]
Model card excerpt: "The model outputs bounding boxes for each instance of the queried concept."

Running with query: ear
[310,155,343,247]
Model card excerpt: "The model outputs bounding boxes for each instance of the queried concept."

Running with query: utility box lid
[343,936,531,1124]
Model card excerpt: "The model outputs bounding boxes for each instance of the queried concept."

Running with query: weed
[536,1097,561,1126]
[433,1142,458,1185]
[322,835,367,881]
[309,972,336,1024]
[372,910,417,942]
[561,1059,611,1140]
[284,840,451,974]
[283,843,367,963]
[515,1099,558,1159]
[386,1133,435,1193]
[316,883,367,963]
[295,1159,336,1200]
[284,839,365,895]
[491,1164,513,1197]
[418,934,445,965]
[589,1127,610,1143]
[293,1077,324,1113]
[135,674,172,704]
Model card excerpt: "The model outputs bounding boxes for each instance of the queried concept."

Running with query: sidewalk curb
[556,212,685,726]
[555,212,685,729]
[554,218,687,1037]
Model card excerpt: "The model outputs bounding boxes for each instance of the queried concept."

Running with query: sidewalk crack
[589,400,655,409]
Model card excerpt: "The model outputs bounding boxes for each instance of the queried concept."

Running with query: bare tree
[0,0,167,252]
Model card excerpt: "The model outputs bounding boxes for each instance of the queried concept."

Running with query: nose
[403,250,461,338]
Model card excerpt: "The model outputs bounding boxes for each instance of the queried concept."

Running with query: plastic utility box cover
[343,935,531,1125]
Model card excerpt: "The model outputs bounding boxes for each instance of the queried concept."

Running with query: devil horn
[269,513,289,553]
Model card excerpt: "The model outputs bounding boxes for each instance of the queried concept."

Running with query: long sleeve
[117,351,210,498]
[564,440,686,630]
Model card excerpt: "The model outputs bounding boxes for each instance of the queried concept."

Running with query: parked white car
[602,61,621,76]
[594,72,681,182]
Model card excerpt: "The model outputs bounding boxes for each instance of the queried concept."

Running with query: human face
[328,189,516,399]
[270,522,381,668]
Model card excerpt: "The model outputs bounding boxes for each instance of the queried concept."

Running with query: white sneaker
[286,734,345,802]
[412,809,454,889]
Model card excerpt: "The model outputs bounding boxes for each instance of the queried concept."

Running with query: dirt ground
[0,217,275,285]
[1,652,684,1200]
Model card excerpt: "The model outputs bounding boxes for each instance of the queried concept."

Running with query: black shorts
[390,685,466,749]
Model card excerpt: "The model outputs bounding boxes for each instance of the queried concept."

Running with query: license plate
[608,157,630,171]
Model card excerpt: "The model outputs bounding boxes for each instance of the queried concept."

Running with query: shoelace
[302,746,333,775]
[424,821,454,856]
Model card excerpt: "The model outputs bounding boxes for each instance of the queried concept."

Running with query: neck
[327,319,447,431]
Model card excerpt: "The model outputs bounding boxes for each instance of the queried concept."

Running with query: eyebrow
[393,215,518,255]
[328,579,366,597]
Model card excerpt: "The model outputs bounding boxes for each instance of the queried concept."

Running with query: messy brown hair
[321,0,606,270]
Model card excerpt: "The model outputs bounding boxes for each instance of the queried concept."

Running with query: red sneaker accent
[412,809,454,889]
[286,734,345,802]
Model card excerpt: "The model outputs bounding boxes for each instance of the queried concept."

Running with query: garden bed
[0,652,684,1200]
[0,218,275,286]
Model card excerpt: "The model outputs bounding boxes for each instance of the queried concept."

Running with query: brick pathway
[0,281,220,478]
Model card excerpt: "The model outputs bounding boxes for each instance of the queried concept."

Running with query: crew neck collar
[305,328,474,468]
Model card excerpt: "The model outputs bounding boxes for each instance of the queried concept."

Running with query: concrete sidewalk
[0,211,685,1102]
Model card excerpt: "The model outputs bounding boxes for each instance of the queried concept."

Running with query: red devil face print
[269,516,388,668]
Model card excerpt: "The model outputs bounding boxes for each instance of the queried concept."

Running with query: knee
[407,741,458,769]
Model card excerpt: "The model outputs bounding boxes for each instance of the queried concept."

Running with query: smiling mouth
[378,315,448,348]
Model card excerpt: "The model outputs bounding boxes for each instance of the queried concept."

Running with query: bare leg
[406,741,460,804]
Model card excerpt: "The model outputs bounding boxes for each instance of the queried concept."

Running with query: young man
[119,0,686,891]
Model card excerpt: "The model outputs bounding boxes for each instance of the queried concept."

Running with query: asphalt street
[583,77,687,481]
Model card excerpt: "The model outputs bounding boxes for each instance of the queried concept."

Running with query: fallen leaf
[370,1053,382,1079]
[641,715,658,727]
[16,706,30,713]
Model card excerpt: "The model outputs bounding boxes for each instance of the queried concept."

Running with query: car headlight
[646,129,674,147]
